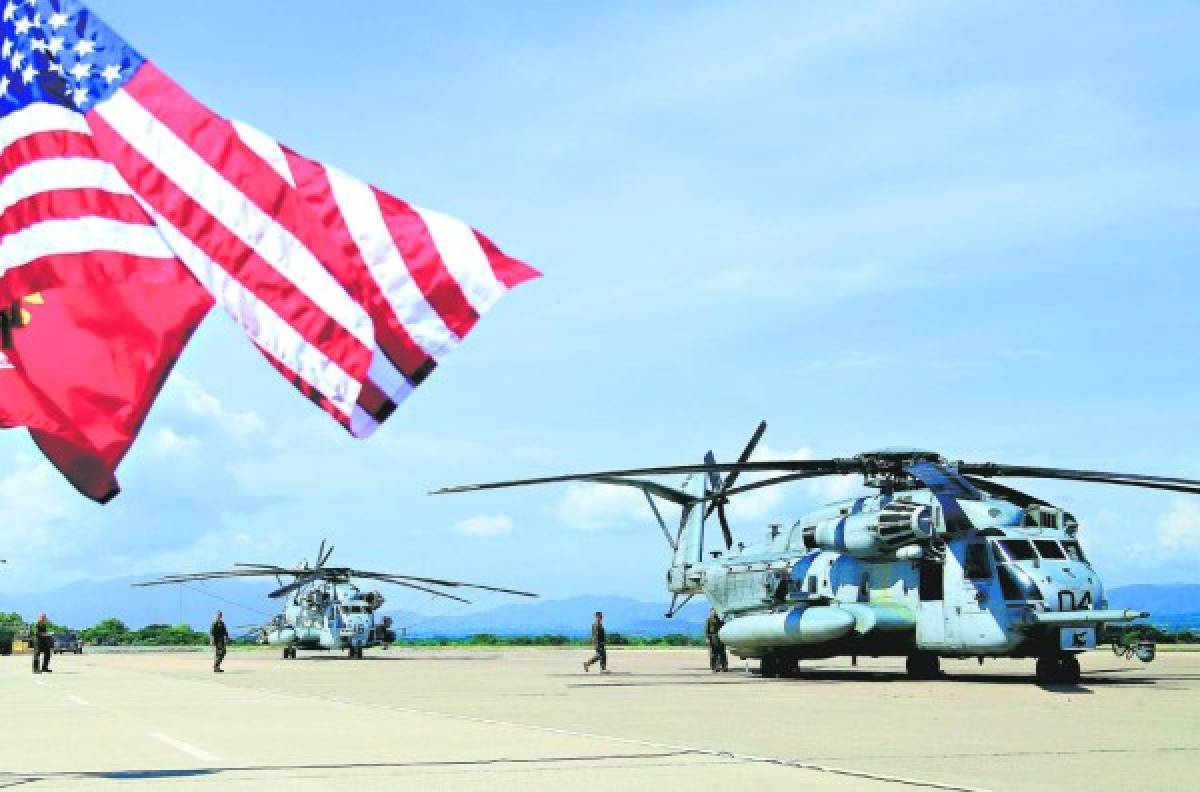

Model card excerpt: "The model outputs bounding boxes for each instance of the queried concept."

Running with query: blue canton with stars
[1,0,142,115]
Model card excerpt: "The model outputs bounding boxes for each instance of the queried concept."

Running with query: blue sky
[2,1,1199,618]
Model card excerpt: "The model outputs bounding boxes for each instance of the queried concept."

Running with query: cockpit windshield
[1034,540,1065,560]
[1061,540,1088,563]
[996,539,1035,562]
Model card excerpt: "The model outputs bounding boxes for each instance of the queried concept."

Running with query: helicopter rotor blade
[268,573,321,599]
[722,420,768,493]
[703,420,769,549]
[384,579,471,604]
[958,463,1200,495]
[132,569,289,586]
[320,544,335,567]
[713,471,834,500]
[432,457,858,495]
[349,570,537,598]
[315,540,327,569]
[716,503,734,551]
[703,451,722,495]
[962,476,1052,509]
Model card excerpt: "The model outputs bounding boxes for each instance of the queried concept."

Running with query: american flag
[0,0,538,437]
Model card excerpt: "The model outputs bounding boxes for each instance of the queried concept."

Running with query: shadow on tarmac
[0,751,697,788]
[557,666,1188,694]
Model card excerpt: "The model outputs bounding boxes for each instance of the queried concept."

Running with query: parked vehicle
[53,631,83,654]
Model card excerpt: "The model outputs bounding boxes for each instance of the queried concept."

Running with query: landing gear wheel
[1035,653,1081,684]
[759,654,779,678]
[283,646,296,659]
[778,657,800,678]
[1061,653,1081,684]
[906,653,940,679]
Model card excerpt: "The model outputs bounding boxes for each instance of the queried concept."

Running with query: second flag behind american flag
[0,0,539,501]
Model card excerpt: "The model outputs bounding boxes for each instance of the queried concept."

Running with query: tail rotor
[704,421,768,550]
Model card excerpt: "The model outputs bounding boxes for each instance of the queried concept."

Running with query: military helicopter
[135,540,537,659]
[436,422,1200,684]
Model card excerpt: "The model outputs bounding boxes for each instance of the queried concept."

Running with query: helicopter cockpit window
[1034,540,1065,560]
[1061,541,1088,563]
[963,543,992,579]
[996,539,1035,562]
[997,564,1044,601]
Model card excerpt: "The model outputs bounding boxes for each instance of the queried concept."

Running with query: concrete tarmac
[1,647,1197,790]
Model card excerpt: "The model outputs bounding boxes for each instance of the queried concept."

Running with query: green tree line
[0,613,211,646]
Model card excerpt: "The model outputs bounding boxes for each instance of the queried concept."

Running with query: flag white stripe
[95,90,376,350]
[0,157,136,216]
[232,120,296,188]
[413,206,506,315]
[367,349,414,404]
[0,216,174,275]
[325,165,459,360]
[349,405,381,438]
[141,202,362,418]
[0,101,91,153]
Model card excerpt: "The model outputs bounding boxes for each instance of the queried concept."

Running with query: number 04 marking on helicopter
[434,422,1200,684]
[135,541,536,659]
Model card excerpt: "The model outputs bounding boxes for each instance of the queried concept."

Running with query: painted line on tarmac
[148,732,221,762]
[219,679,983,791]
[65,694,90,706]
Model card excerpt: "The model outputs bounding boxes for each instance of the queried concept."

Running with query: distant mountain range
[1,580,1198,633]
[391,594,711,638]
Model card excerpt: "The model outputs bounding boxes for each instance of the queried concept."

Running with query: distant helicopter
[436,422,1200,684]
[135,540,537,659]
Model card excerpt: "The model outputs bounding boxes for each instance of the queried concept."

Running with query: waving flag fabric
[0,0,537,497]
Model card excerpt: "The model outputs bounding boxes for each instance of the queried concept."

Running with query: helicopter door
[915,562,947,649]
[950,542,1008,652]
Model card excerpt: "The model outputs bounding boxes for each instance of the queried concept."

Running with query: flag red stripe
[0,129,99,173]
[0,188,149,236]
[473,229,541,289]
[86,110,374,385]
[124,66,481,357]
[282,149,432,380]
[372,189,479,339]
[356,378,393,418]
[121,64,366,312]
[253,342,355,433]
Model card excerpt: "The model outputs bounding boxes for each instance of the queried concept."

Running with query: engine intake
[806,501,933,558]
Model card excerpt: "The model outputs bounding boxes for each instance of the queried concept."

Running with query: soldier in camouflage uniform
[706,608,728,672]
[210,610,229,673]
[583,611,607,672]
[31,613,52,674]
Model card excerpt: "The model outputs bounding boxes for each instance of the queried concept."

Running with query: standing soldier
[210,610,229,673]
[31,613,52,674]
[706,608,728,672]
[582,611,607,672]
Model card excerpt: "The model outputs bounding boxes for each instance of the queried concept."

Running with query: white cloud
[0,456,80,554]
[172,373,265,437]
[452,515,514,537]
[1108,500,1200,581]
[1154,500,1200,551]
[128,526,292,577]
[149,427,201,456]
[554,483,649,531]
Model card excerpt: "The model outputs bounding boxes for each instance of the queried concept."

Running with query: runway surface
[2,647,1197,790]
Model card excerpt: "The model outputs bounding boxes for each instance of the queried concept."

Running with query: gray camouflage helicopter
[135,540,537,659]
[437,422,1200,684]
